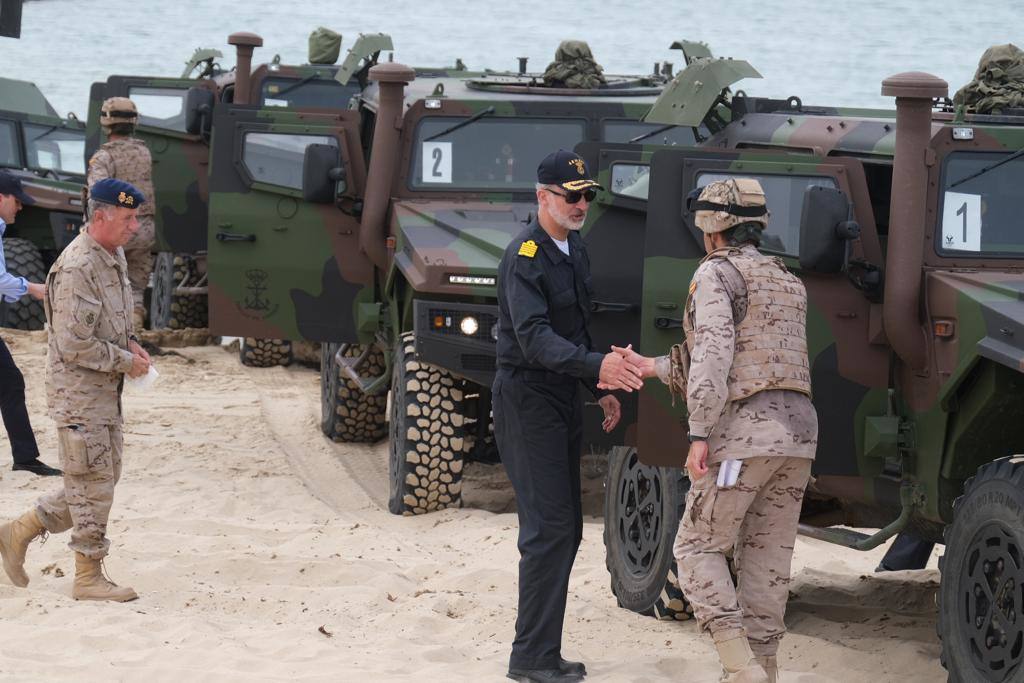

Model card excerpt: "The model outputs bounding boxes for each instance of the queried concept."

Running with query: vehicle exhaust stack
[228,32,263,105]
[881,71,947,373]
[361,62,416,271]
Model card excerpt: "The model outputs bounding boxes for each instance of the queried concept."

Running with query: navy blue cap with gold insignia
[537,149,603,192]
[90,178,145,209]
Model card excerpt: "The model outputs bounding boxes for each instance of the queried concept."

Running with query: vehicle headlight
[459,316,479,336]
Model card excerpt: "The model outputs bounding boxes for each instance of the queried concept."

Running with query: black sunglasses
[545,187,597,204]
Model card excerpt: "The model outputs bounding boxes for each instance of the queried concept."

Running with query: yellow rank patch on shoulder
[518,240,538,258]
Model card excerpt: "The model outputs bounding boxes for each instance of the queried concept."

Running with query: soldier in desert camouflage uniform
[614,179,818,683]
[87,97,156,331]
[0,179,150,602]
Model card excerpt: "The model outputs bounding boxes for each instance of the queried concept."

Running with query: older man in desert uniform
[0,178,151,601]
[618,178,818,682]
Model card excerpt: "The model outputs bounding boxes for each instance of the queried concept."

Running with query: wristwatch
[688,434,707,443]
[129,334,140,344]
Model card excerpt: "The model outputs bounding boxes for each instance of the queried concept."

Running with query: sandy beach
[0,328,945,682]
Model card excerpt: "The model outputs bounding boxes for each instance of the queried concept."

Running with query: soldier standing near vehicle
[0,179,150,601]
[613,179,818,683]
[87,97,156,331]
[0,171,63,477]
[493,150,643,683]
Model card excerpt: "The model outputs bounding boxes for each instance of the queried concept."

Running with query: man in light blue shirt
[0,170,62,476]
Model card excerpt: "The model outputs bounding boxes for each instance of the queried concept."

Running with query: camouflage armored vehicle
[0,77,86,329]
[193,39,709,503]
[580,53,1024,680]
[84,31,396,365]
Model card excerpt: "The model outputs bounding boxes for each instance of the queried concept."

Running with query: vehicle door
[575,141,655,447]
[205,104,371,343]
[87,77,217,253]
[637,147,889,479]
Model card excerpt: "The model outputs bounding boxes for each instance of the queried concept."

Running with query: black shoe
[507,667,584,682]
[12,459,63,477]
[559,659,586,676]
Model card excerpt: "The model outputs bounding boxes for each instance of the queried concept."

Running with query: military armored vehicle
[580,53,1024,680]
[84,31,396,365]
[0,77,86,329]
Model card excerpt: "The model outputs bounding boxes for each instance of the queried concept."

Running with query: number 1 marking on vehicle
[942,192,981,252]
[957,201,967,242]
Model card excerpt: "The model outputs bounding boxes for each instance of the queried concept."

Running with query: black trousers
[0,337,40,464]
[493,370,583,670]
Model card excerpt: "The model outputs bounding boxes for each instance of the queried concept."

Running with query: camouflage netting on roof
[543,40,607,89]
[308,27,342,65]
[953,43,1024,114]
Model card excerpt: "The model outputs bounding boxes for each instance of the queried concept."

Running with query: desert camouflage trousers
[674,456,812,658]
[35,423,123,559]
[124,215,155,318]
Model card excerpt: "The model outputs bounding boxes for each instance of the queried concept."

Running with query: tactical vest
[96,138,155,217]
[684,246,811,402]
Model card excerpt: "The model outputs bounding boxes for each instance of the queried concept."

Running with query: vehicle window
[260,78,361,109]
[128,87,188,132]
[610,163,649,199]
[410,116,586,190]
[0,120,17,167]
[603,120,698,146]
[938,151,1024,256]
[696,172,838,256]
[24,123,85,175]
[242,132,337,190]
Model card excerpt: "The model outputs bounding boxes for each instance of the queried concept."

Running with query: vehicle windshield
[260,78,362,109]
[603,120,698,146]
[939,151,1024,256]
[24,123,85,175]
[410,116,586,190]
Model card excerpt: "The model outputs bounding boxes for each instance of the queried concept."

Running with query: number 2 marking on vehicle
[421,142,452,184]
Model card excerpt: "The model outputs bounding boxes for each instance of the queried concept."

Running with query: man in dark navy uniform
[493,150,643,682]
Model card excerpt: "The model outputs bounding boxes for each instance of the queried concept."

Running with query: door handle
[215,232,256,242]
[654,317,683,329]
[591,300,637,314]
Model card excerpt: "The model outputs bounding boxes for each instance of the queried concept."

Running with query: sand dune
[0,329,944,681]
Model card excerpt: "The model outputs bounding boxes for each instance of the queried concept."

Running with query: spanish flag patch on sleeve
[518,240,538,258]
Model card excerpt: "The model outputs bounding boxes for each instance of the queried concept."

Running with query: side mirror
[798,185,859,273]
[302,143,346,203]
[184,87,215,135]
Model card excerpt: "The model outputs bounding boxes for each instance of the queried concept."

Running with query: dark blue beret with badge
[90,178,145,209]
[537,149,603,192]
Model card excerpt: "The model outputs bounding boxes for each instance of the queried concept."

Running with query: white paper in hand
[126,364,159,392]
[716,459,742,488]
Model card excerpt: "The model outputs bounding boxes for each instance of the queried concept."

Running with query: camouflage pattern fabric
[953,44,1024,114]
[124,216,155,315]
[542,40,607,89]
[35,423,123,559]
[674,456,812,657]
[43,228,135,426]
[694,178,769,234]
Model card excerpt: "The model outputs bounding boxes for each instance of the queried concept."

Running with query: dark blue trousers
[0,337,40,464]
[493,370,583,670]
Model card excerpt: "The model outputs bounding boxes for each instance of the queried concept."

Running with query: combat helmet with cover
[99,96,138,128]
[690,178,769,234]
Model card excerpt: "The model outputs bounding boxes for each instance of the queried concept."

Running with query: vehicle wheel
[604,446,694,620]
[387,332,465,515]
[939,455,1024,681]
[0,238,46,331]
[150,252,207,330]
[319,341,387,443]
[239,337,293,367]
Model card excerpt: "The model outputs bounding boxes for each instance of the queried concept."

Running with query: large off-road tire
[604,446,694,620]
[387,333,466,515]
[239,337,293,367]
[939,456,1024,682]
[0,238,46,330]
[150,252,208,330]
[319,342,387,443]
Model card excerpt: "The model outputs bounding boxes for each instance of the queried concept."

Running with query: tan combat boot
[713,628,769,683]
[755,656,778,683]
[72,552,138,602]
[0,509,46,587]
